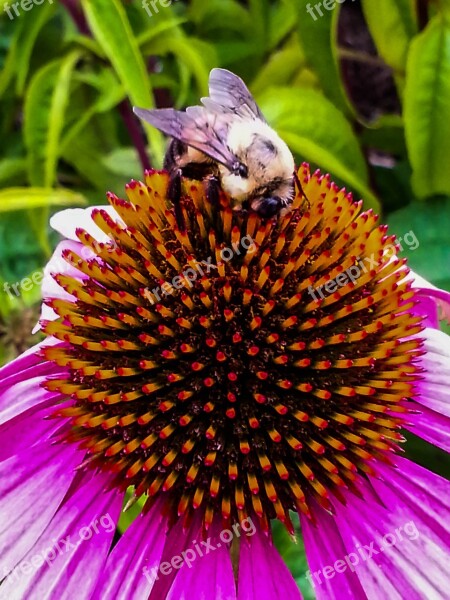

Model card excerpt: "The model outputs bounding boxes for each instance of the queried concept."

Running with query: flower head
[2,165,450,599]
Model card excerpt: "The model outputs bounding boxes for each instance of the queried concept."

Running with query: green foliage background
[1,0,450,595]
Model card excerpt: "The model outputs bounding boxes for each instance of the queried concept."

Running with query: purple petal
[403,400,450,453]
[2,471,122,600]
[0,368,65,425]
[416,327,450,417]
[413,294,440,329]
[167,519,237,600]
[0,441,82,576]
[91,500,166,600]
[301,507,366,600]
[148,513,206,600]
[0,339,54,381]
[326,459,450,599]
[238,526,302,600]
[0,397,71,462]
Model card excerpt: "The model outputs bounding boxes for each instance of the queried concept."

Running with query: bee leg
[293,171,310,210]
[168,168,185,231]
[205,175,221,208]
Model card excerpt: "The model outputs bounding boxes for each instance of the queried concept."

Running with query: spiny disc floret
[43,166,422,533]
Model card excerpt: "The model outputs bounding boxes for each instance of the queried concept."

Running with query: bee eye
[232,162,248,178]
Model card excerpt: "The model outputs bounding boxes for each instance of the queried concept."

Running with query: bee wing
[202,68,266,122]
[133,106,240,171]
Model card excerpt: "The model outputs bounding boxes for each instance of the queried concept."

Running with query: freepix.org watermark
[2,238,118,300]
[307,229,419,303]
[142,0,179,18]
[3,0,53,20]
[306,0,356,21]
[3,513,115,582]
[142,517,256,584]
[143,234,256,304]
[306,520,420,587]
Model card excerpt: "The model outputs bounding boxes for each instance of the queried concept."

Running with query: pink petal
[327,458,450,599]
[238,526,302,600]
[0,397,71,462]
[50,206,123,242]
[33,240,93,333]
[413,294,440,329]
[148,513,206,600]
[2,471,122,599]
[0,339,53,381]
[301,507,366,600]
[403,400,450,453]
[417,327,450,417]
[0,370,65,425]
[409,270,450,324]
[0,441,82,576]
[91,500,166,600]
[167,520,237,600]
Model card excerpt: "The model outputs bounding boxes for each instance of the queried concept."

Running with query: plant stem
[119,101,152,171]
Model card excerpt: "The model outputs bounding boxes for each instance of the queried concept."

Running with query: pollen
[43,165,423,533]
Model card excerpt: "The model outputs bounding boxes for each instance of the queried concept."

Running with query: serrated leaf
[258,88,380,211]
[404,16,450,199]
[0,188,87,212]
[24,50,82,187]
[361,0,417,73]
[81,0,164,166]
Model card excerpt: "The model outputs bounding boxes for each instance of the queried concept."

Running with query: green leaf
[404,16,450,198]
[251,36,306,95]
[101,147,142,179]
[81,0,164,166]
[61,69,126,152]
[268,0,299,50]
[0,2,55,97]
[258,87,380,211]
[0,158,27,187]
[189,0,252,36]
[61,117,133,196]
[137,17,188,49]
[361,0,417,73]
[296,0,353,116]
[117,489,146,534]
[272,519,315,599]
[387,197,450,290]
[145,36,216,96]
[67,34,105,59]
[0,188,87,212]
[24,50,83,188]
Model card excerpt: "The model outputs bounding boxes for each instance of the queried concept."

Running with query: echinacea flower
[2,164,450,600]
